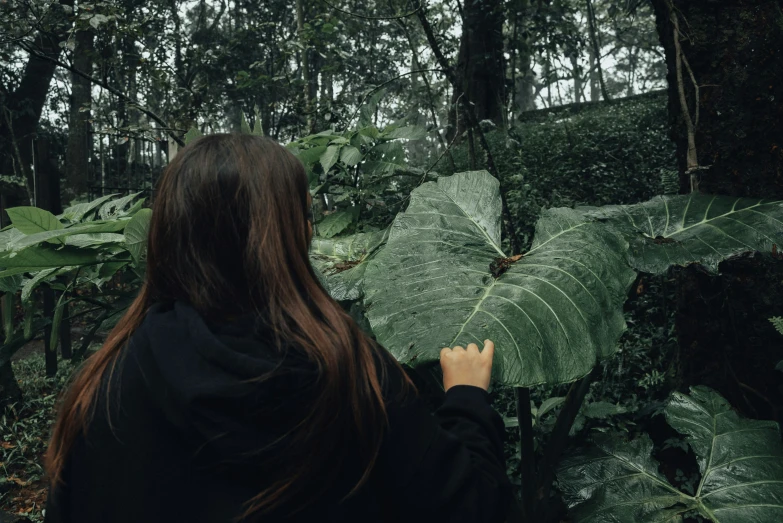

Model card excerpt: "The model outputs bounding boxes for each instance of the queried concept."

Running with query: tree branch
[18,41,185,147]
[348,68,444,125]
[667,1,699,188]
[319,0,422,21]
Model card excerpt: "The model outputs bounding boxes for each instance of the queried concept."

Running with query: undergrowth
[1,355,76,522]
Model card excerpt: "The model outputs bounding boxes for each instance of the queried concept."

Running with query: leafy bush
[444,93,675,248]
[0,193,150,366]
[0,355,76,522]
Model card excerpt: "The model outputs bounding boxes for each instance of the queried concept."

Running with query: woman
[44,134,512,523]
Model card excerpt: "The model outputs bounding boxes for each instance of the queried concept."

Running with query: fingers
[482,339,495,359]
[466,343,479,355]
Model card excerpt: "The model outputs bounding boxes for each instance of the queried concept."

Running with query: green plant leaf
[8,221,128,252]
[241,111,252,134]
[583,194,783,273]
[49,293,66,351]
[310,228,388,301]
[66,233,126,248]
[124,209,152,267]
[7,207,63,235]
[21,268,60,302]
[0,245,101,269]
[184,127,203,145]
[316,209,357,238]
[320,145,341,174]
[557,387,783,523]
[0,228,24,253]
[537,396,566,423]
[363,171,636,387]
[665,386,783,522]
[558,433,688,522]
[60,194,119,222]
[99,192,141,220]
[0,269,24,294]
[296,145,327,167]
[340,145,362,167]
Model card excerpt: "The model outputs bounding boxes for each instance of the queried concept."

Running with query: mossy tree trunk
[651,0,783,420]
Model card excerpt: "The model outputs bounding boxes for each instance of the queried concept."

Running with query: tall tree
[449,0,507,138]
[651,0,783,419]
[65,15,96,197]
[0,0,75,207]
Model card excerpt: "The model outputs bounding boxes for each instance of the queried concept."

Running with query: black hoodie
[45,301,512,523]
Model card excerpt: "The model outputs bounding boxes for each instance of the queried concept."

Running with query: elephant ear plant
[314,170,783,520]
[557,386,783,523]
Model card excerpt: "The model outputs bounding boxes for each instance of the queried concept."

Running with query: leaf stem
[536,368,596,514]
[516,386,537,520]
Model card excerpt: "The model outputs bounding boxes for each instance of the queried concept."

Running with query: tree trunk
[296,0,315,134]
[588,46,600,102]
[513,0,536,115]
[586,0,610,101]
[448,0,507,139]
[570,55,582,103]
[65,23,95,198]
[651,0,783,421]
[0,0,74,188]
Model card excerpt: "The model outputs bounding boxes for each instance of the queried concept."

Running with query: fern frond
[769,317,783,336]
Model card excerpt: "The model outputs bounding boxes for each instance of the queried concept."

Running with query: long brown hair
[45,134,411,517]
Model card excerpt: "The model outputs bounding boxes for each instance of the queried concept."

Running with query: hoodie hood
[128,301,320,467]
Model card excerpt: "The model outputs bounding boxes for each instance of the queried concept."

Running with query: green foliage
[1,354,77,522]
[328,171,783,389]
[0,194,152,365]
[444,95,674,249]
[288,116,428,231]
[557,387,783,522]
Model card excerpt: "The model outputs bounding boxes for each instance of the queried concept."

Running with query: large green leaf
[557,387,783,523]
[7,207,63,235]
[310,229,388,301]
[0,245,101,269]
[66,233,126,248]
[8,221,128,252]
[583,194,783,274]
[316,209,356,238]
[320,145,341,174]
[99,192,141,220]
[60,194,119,222]
[124,209,152,267]
[666,387,783,522]
[558,433,688,523]
[340,145,362,167]
[363,171,635,386]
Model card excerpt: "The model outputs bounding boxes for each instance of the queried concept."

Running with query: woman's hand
[440,340,495,392]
